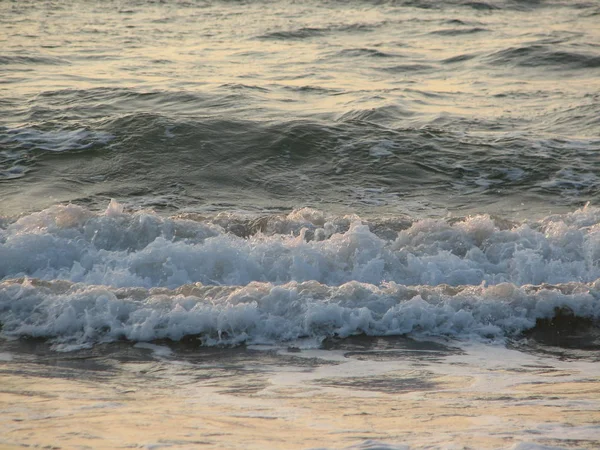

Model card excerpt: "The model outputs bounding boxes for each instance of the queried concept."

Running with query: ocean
[1,0,600,448]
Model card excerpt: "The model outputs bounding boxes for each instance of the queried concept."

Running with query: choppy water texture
[1,1,600,449]
[1,0,600,217]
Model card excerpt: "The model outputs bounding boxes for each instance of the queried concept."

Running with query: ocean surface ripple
[1,0,599,217]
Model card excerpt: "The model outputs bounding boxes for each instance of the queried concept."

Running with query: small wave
[400,0,540,11]
[442,53,479,64]
[336,22,383,33]
[540,169,600,197]
[378,64,435,73]
[0,54,71,66]
[460,1,500,10]
[4,114,594,213]
[33,87,215,114]
[430,27,488,36]
[281,85,343,95]
[580,8,600,18]
[257,21,383,41]
[487,45,600,69]
[0,165,28,181]
[538,102,600,136]
[337,105,414,123]
[0,127,114,153]
[257,27,327,40]
[220,83,270,93]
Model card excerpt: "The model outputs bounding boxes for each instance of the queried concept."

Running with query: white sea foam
[4,202,600,288]
[1,202,599,347]
[0,127,114,152]
[1,271,599,348]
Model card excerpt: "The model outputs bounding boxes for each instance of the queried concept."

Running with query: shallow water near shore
[1,336,599,450]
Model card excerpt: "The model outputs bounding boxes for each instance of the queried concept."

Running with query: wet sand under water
[1,337,599,450]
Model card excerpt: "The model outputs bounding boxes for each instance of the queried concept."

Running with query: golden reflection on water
[1,345,599,449]
[3,0,598,119]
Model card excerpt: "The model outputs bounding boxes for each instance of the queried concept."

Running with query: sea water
[1,1,599,448]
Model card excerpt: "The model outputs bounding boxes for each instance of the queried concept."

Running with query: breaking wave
[1,202,599,349]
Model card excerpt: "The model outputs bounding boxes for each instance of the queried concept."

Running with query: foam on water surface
[0,126,114,153]
[1,201,599,348]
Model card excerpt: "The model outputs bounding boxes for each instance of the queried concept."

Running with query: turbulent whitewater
[1,202,599,349]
